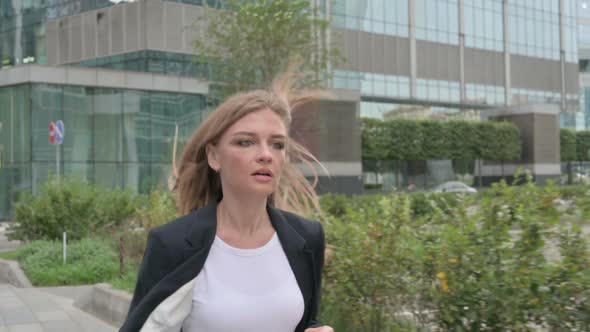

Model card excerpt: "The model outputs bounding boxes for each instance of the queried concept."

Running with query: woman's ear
[206,143,220,172]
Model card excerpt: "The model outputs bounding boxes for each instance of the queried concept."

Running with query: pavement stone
[7,324,44,332]
[41,320,80,332]
[0,284,116,332]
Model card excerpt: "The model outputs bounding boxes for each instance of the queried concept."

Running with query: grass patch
[0,250,20,261]
[4,237,139,292]
[7,238,123,287]
[108,265,138,293]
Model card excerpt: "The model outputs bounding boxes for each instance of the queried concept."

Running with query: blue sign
[55,120,64,145]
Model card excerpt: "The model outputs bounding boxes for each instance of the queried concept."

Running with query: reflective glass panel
[93,88,123,162]
[63,86,93,162]
[123,90,151,163]
[31,84,62,162]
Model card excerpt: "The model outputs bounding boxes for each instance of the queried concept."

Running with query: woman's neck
[216,194,272,238]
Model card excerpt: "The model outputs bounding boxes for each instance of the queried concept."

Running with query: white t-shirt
[181,232,305,332]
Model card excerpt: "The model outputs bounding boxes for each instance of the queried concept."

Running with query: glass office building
[0,0,223,219]
[0,78,208,219]
[328,0,580,189]
[0,0,583,218]
[330,0,580,125]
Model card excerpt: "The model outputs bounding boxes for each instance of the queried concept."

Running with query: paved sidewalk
[0,223,118,331]
[0,283,117,332]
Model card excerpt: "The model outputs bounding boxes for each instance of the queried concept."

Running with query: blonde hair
[173,70,328,216]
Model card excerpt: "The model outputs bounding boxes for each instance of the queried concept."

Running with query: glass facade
[465,83,505,105]
[0,83,206,220]
[0,0,228,70]
[511,87,561,105]
[464,0,504,51]
[330,0,579,120]
[332,0,409,37]
[415,0,459,45]
[73,50,212,79]
[361,101,481,121]
[0,85,31,220]
[416,79,461,103]
[0,0,115,68]
[508,0,561,60]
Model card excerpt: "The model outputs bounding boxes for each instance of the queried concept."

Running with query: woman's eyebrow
[231,131,286,139]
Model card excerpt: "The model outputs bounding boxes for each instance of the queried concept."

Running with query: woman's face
[207,108,287,198]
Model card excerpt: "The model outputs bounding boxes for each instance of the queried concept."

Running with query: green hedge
[362,119,521,161]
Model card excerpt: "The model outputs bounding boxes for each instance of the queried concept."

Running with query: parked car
[432,181,477,194]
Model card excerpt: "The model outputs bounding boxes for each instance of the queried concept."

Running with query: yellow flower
[440,279,450,293]
[436,272,451,293]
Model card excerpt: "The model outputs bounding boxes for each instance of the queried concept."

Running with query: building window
[508,0,561,60]
[332,0,409,38]
[464,0,503,52]
[415,0,459,45]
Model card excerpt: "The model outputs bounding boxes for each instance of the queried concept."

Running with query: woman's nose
[257,144,273,163]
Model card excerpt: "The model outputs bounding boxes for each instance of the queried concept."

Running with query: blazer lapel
[135,202,218,332]
[267,205,315,328]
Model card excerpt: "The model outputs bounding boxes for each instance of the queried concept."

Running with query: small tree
[194,0,343,94]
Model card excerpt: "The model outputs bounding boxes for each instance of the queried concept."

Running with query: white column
[504,0,511,106]
[459,0,465,102]
[409,0,417,98]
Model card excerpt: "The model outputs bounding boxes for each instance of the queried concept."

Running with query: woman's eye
[272,142,285,150]
[237,140,254,147]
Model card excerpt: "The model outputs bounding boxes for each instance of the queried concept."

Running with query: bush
[6,176,180,286]
[115,190,179,266]
[8,176,144,242]
[558,185,589,199]
[407,191,462,219]
[321,175,590,331]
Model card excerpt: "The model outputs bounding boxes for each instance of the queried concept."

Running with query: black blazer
[119,201,326,332]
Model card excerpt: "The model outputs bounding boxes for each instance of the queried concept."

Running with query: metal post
[56,144,60,184]
[63,231,67,264]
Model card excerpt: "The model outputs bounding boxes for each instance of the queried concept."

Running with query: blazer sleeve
[307,221,326,328]
[125,229,176,319]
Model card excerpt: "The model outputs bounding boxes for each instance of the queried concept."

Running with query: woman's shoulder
[147,206,215,252]
[275,209,324,244]
[150,211,196,238]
